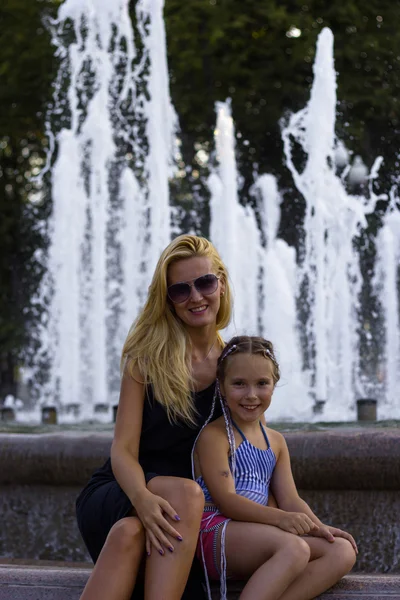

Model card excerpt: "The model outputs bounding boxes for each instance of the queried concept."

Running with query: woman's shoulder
[123,357,145,384]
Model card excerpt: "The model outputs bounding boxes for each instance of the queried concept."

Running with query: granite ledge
[1,429,400,489]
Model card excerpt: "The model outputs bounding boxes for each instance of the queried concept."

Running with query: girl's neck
[230,411,263,436]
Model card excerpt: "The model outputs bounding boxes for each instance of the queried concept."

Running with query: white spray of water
[208,101,260,337]
[209,110,311,420]
[27,9,399,423]
[137,0,177,276]
[281,28,383,419]
[252,175,312,420]
[373,188,400,420]
[34,0,174,420]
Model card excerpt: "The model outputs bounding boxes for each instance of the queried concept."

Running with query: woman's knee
[149,477,205,517]
[176,479,204,506]
[106,517,145,554]
[174,480,205,520]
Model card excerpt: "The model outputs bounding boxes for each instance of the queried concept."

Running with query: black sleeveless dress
[76,381,220,599]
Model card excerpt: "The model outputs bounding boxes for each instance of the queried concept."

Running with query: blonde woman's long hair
[121,234,232,424]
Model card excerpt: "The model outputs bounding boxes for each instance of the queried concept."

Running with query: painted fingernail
[168,546,174,552]
[159,549,164,556]
[174,515,180,521]
[147,550,151,556]
[177,535,183,541]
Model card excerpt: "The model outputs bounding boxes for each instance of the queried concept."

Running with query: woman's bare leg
[216,521,310,600]
[277,536,356,600]
[79,476,204,600]
[79,516,145,600]
[144,477,204,600]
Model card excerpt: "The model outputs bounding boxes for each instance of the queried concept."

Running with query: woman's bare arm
[110,368,148,504]
[110,366,182,551]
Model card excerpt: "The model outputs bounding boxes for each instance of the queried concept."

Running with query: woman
[76,234,232,600]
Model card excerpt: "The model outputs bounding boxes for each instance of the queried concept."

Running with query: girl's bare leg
[144,477,204,600]
[217,521,311,600]
[79,516,145,600]
[277,536,356,600]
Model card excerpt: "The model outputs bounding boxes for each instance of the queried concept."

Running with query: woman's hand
[310,524,358,554]
[134,490,183,556]
[277,511,319,535]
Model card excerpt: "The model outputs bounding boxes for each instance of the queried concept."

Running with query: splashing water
[33,0,175,420]
[373,189,400,420]
[209,109,312,418]
[208,101,260,337]
[26,7,399,424]
[253,174,312,420]
[281,29,386,420]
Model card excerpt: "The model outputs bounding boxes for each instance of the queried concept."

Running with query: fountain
[209,104,311,421]
[17,1,399,423]
[1,2,400,589]
[373,190,400,420]
[29,0,176,422]
[208,101,260,337]
[281,29,387,420]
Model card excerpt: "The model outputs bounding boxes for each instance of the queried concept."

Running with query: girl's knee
[106,517,145,554]
[330,538,356,573]
[282,536,311,569]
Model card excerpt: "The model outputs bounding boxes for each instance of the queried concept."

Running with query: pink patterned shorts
[196,508,230,580]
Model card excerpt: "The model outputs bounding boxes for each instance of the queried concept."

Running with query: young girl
[193,336,357,600]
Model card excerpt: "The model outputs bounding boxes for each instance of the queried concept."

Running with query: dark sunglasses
[167,273,220,304]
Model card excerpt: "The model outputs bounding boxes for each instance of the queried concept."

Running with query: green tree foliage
[0,0,60,397]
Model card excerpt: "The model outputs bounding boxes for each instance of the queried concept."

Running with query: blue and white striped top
[197,420,276,505]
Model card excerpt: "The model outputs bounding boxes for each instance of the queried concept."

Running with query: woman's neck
[188,326,219,361]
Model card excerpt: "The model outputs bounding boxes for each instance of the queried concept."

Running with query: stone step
[0,562,399,599]
[225,575,399,599]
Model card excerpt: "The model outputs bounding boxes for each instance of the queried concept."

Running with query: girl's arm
[196,423,317,536]
[270,432,358,552]
[111,367,182,553]
[269,431,316,515]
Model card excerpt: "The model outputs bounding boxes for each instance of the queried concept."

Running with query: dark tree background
[0,0,399,398]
